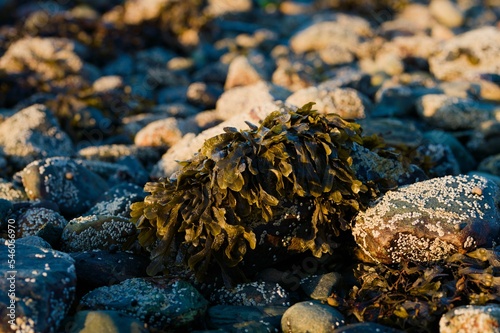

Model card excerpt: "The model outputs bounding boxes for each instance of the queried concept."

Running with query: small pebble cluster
[0,0,499,332]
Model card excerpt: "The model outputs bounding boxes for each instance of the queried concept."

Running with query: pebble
[15,207,67,246]
[429,0,464,28]
[440,304,500,333]
[0,243,76,333]
[78,278,208,331]
[353,174,500,264]
[69,310,149,333]
[224,53,271,89]
[0,104,74,169]
[207,305,286,332]
[21,157,108,217]
[134,116,200,148]
[281,300,346,333]
[61,215,136,252]
[300,272,341,301]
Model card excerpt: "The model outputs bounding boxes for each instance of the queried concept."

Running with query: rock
[281,300,346,333]
[359,52,405,77]
[134,117,199,147]
[215,82,291,120]
[429,27,500,81]
[208,305,286,333]
[21,157,108,217]
[271,58,315,92]
[70,251,149,291]
[84,183,146,218]
[0,180,28,202]
[78,278,208,331]
[0,104,74,169]
[467,120,500,159]
[61,215,136,252]
[92,75,124,93]
[423,130,477,173]
[152,101,291,178]
[121,0,170,25]
[77,144,161,167]
[286,87,371,119]
[358,118,423,149]
[16,235,52,249]
[15,207,67,246]
[156,85,189,104]
[73,159,147,187]
[186,82,223,109]
[317,67,372,97]
[290,13,372,57]
[69,310,148,333]
[429,0,464,28]
[205,0,252,17]
[210,281,291,307]
[103,53,134,77]
[478,154,500,177]
[0,198,12,229]
[414,143,461,177]
[440,304,500,333]
[224,53,270,89]
[353,175,500,264]
[416,94,499,130]
[300,272,341,301]
[333,322,404,333]
[0,243,76,333]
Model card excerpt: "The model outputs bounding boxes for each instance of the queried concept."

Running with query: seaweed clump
[130,103,378,280]
[342,247,500,332]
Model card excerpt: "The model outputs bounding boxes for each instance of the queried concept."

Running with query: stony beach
[0,0,499,332]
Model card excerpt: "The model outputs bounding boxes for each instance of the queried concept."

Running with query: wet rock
[16,235,52,249]
[61,215,136,252]
[84,183,145,218]
[300,272,341,301]
[0,104,74,169]
[290,13,372,59]
[208,305,286,333]
[353,175,500,264]
[429,27,500,81]
[215,82,291,120]
[414,143,461,177]
[429,0,464,28]
[224,53,271,89]
[0,198,12,229]
[467,120,500,159]
[286,87,371,119]
[478,154,500,177]
[440,304,500,333]
[0,243,76,333]
[281,300,346,333]
[358,118,424,149]
[134,117,199,147]
[15,207,67,246]
[372,84,439,118]
[416,94,499,130]
[423,130,477,173]
[69,310,148,333]
[70,251,149,292]
[21,157,108,217]
[186,82,223,109]
[210,281,291,307]
[74,159,147,187]
[333,322,404,333]
[78,278,208,331]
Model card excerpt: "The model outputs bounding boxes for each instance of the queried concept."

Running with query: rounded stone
[440,304,500,333]
[281,300,346,333]
[69,310,148,333]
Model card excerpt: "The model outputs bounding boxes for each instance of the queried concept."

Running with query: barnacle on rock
[130,103,379,281]
[344,247,500,333]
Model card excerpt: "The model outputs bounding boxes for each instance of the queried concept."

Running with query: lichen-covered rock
[429,27,500,81]
[208,305,286,333]
[281,300,346,333]
[286,87,372,119]
[353,175,500,264]
[416,94,499,130]
[440,304,500,333]
[0,104,74,169]
[61,215,136,252]
[215,82,291,120]
[84,183,146,218]
[210,281,290,307]
[69,310,149,333]
[78,278,208,331]
[134,117,199,147]
[0,243,76,333]
[21,157,108,216]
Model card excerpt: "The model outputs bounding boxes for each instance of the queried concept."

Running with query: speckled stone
[78,278,208,331]
[21,157,108,217]
[281,300,346,333]
[353,174,500,264]
[15,207,67,246]
[300,272,341,301]
[440,304,500,333]
[61,215,136,252]
[0,104,74,169]
[333,322,404,332]
[208,305,286,333]
[69,310,148,333]
[0,243,76,333]
[210,281,291,307]
[84,183,146,218]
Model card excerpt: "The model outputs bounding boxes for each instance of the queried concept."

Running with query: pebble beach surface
[0,1,499,332]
